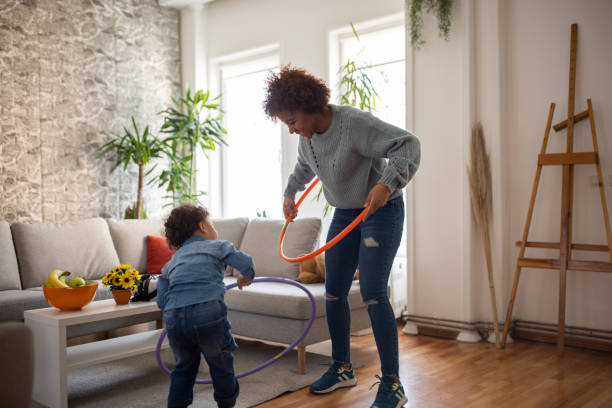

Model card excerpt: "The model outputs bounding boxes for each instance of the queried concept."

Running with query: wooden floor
[256,325,612,408]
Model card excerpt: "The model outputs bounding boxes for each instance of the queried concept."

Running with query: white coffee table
[24,299,169,408]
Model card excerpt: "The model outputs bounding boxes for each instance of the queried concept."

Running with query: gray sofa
[0,216,371,372]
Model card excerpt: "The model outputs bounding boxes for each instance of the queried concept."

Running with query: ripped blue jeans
[163,300,238,408]
[325,196,404,376]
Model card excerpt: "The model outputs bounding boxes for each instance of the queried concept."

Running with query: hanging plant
[406,0,453,48]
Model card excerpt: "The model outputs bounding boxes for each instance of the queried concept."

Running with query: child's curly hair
[164,203,210,249]
[263,65,330,119]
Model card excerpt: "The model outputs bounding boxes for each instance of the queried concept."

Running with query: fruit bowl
[43,283,98,311]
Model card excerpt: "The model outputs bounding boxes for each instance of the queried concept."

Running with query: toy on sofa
[298,253,359,283]
[298,252,325,283]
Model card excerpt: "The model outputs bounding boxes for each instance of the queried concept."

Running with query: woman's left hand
[363,184,391,221]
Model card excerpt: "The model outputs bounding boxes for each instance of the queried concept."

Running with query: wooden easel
[501,24,612,351]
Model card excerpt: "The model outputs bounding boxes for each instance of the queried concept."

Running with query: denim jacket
[156,236,255,310]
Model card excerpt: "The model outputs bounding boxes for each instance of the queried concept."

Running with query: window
[333,19,408,317]
[336,21,407,256]
[218,54,282,219]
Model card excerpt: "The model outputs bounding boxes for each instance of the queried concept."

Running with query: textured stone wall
[0,0,180,223]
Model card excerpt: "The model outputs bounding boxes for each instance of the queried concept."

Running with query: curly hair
[263,65,330,119]
[164,203,210,249]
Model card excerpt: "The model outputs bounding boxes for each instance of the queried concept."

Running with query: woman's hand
[283,196,298,220]
[363,184,391,221]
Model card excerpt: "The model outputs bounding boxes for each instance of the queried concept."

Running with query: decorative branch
[467,122,500,347]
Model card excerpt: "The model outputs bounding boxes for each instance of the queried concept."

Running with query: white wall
[176,0,612,333]
[501,0,612,330]
[203,0,405,219]
[409,3,469,321]
[410,0,612,330]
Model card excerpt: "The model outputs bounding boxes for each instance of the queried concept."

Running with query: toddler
[157,204,255,408]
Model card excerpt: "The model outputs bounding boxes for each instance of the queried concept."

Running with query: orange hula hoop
[278,178,369,263]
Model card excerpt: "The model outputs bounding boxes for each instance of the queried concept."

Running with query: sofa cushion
[223,276,364,319]
[0,221,21,290]
[106,219,164,274]
[108,217,249,277]
[239,218,321,280]
[11,218,120,289]
[213,217,249,248]
[212,217,250,276]
[0,321,34,408]
[0,290,49,321]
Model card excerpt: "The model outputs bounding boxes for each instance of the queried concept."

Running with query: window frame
[206,45,281,218]
[329,15,408,257]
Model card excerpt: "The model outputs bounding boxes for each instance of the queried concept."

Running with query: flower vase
[112,289,132,305]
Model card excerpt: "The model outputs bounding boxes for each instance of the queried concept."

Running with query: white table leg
[26,319,67,408]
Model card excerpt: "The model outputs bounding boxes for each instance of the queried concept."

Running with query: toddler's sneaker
[309,362,357,394]
[370,375,408,408]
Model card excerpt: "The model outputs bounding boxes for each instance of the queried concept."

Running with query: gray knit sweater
[284,104,421,209]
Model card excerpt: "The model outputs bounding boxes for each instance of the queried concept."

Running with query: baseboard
[513,320,612,352]
[402,314,612,352]
[402,315,483,343]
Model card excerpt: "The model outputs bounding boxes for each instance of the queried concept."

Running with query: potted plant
[154,88,227,205]
[99,116,164,219]
[101,264,142,305]
[100,88,226,216]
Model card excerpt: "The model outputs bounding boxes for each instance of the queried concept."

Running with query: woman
[263,65,420,408]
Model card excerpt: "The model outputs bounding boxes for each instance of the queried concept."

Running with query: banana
[58,272,70,284]
[45,269,71,288]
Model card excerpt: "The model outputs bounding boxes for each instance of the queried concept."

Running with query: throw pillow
[146,235,175,274]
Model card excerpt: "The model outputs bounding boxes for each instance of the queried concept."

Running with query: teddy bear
[298,253,359,283]
[298,253,326,283]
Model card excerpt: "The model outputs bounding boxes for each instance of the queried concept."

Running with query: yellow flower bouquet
[102,264,142,293]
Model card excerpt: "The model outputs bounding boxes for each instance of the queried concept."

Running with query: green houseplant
[154,88,227,205]
[99,116,164,219]
[338,23,379,112]
[406,0,453,48]
[338,59,378,112]
[99,88,226,217]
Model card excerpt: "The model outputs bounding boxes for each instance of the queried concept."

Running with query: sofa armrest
[0,322,34,406]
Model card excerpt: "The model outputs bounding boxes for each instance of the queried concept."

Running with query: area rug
[63,338,332,408]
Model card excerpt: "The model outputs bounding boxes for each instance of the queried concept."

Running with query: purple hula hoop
[155,277,316,384]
